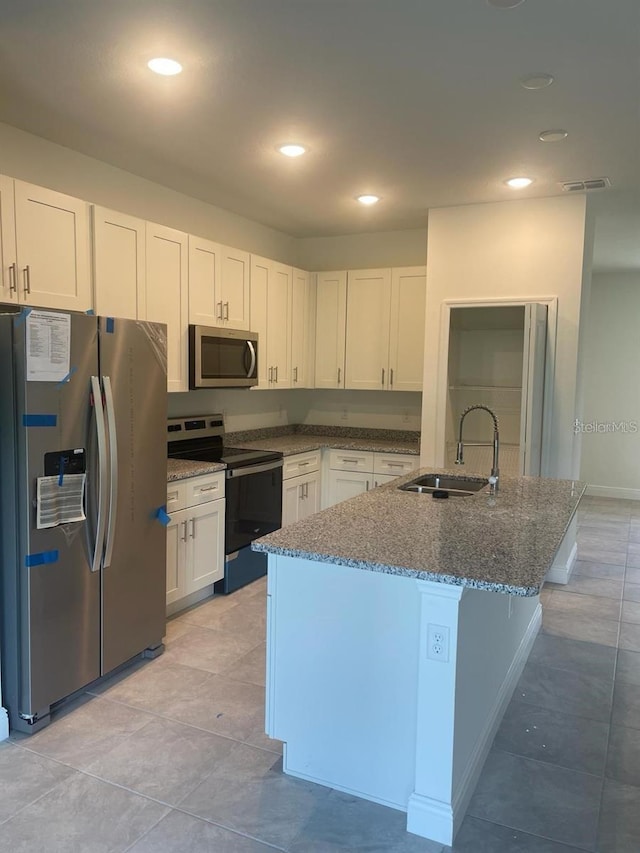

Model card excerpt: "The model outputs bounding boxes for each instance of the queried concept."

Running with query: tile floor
[1,494,640,851]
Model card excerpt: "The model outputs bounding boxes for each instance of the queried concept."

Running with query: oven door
[189,325,258,388]
[225,460,283,554]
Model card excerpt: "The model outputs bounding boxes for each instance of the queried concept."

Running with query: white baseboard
[586,484,640,501]
[0,706,9,741]
[545,541,578,585]
[407,604,543,846]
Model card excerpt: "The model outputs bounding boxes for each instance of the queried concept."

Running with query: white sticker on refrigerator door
[26,310,71,382]
[36,473,87,529]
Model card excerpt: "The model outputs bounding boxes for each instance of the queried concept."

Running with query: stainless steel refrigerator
[0,309,167,733]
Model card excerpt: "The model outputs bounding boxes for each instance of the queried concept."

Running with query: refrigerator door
[0,311,101,724]
[99,317,167,674]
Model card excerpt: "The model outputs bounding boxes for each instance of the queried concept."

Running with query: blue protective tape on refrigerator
[155,506,171,526]
[22,414,57,427]
[106,317,115,333]
[14,307,33,327]
[86,309,95,315]
[56,366,77,387]
[25,550,59,568]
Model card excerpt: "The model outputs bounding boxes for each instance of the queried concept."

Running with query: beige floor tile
[542,609,619,648]
[545,591,622,622]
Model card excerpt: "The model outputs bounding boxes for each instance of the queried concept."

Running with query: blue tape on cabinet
[155,506,171,527]
[25,550,59,568]
[106,317,115,333]
[23,414,57,427]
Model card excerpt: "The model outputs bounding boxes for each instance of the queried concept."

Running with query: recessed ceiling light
[505,177,534,189]
[356,194,380,206]
[487,0,525,7]
[520,73,554,90]
[147,57,183,76]
[539,129,568,143]
[278,144,307,158]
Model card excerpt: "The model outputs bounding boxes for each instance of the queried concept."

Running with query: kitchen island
[253,469,584,846]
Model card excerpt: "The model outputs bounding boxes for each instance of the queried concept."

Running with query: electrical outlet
[341,408,348,421]
[427,624,450,662]
[402,410,410,424]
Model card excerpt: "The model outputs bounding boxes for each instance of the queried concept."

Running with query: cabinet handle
[23,265,31,295]
[180,520,188,542]
[274,365,278,383]
[217,301,223,320]
[224,302,229,320]
[198,485,216,492]
[269,366,273,382]
[293,366,298,383]
[189,518,195,538]
[366,480,370,491]
[337,367,341,385]
[390,368,394,387]
[374,481,378,488]
[381,368,385,386]
[298,461,310,467]
[304,482,309,499]
[299,484,304,499]
[342,457,359,464]
[8,263,17,293]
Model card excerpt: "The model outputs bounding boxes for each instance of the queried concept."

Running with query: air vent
[560,177,611,192]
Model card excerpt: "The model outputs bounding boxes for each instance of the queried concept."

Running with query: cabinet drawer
[283,450,321,480]
[184,472,225,507]
[327,449,374,472]
[373,453,418,477]
[166,481,187,513]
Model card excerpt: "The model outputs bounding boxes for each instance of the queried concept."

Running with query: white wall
[421,195,591,479]
[0,122,298,264]
[298,228,427,271]
[579,271,640,499]
[168,388,422,433]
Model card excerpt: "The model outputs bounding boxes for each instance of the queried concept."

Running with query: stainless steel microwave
[189,326,258,388]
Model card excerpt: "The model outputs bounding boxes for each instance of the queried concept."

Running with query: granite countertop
[234,434,420,457]
[253,467,586,596]
[167,459,226,482]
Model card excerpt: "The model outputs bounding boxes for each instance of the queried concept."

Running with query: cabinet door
[185,499,225,594]
[14,180,91,311]
[291,267,310,387]
[166,509,187,606]
[189,235,222,326]
[93,206,145,320]
[269,262,291,388]
[282,477,302,527]
[250,255,270,389]
[389,266,426,392]
[373,474,398,487]
[298,472,321,521]
[0,176,18,305]
[220,246,250,329]
[145,223,189,392]
[314,271,347,388]
[345,269,392,390]
[326,470,371,508]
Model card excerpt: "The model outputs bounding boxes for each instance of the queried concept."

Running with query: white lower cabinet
[281,450,322,527]
[166,472,225,612]
[324,450,418,509]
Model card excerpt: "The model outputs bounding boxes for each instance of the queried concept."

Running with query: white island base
[265,554,541,846]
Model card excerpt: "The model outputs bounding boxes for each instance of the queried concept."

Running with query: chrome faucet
[455,405,500,494]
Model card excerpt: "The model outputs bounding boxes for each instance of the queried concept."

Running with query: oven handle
[226,459,283,479]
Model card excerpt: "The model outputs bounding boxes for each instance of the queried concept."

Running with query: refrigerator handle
[102,376,118,569]
[90,376,108,573]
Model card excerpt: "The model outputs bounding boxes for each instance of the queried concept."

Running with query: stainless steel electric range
[167,414,283,593]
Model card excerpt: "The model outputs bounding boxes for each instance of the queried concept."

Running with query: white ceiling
[0,0,638,268]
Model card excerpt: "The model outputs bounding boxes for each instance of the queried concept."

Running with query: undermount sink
[398,473,489,497]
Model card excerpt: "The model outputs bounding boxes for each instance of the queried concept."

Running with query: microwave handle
[246,340,257,378]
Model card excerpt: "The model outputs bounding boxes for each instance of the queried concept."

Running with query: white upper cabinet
[189,238,250,330]
[345,269,392,391]
[144,223,189,392]
[291,267,314,388]
[314,271,347,389]
[388,266,426,392]
[1,179,91,312]
[250,255,291,388]
[92,206,146,320]
[188,235,222,327]
[220,246,250,329]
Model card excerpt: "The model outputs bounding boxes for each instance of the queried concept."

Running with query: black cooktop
[166,414,282,470]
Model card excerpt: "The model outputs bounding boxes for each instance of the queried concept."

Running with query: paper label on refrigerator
[36,473,86,529]
[26,310,71,382]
